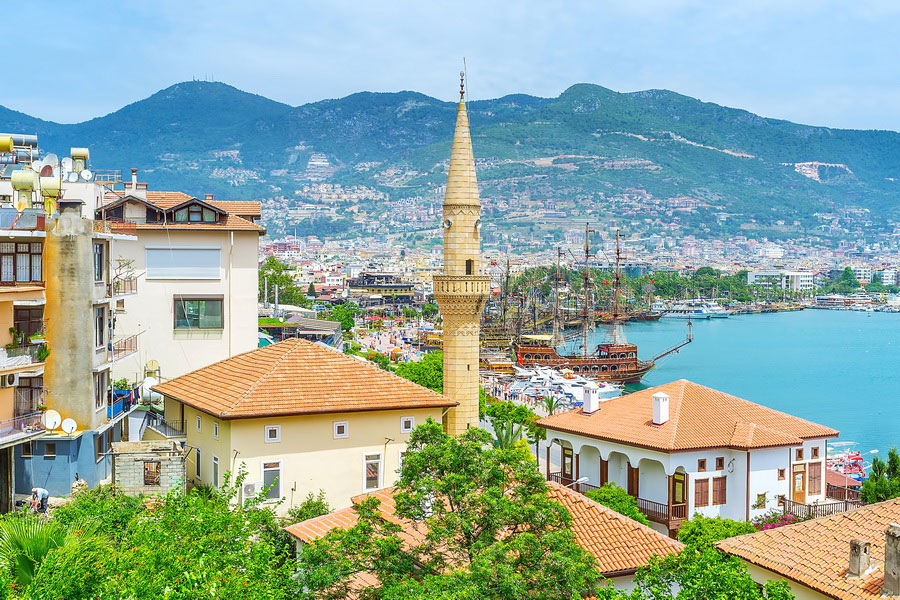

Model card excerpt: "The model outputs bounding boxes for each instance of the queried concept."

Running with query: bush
[51,485,144,542]
[284,490,332,525]
[677,515,757,548]
[27,535,114,600]
[584,483,650,526]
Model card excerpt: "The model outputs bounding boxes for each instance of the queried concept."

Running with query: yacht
[660,303,712,319]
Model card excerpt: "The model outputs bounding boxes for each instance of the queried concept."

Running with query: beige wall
[182,405,232,489]
[744,562,828,600]
[179,403,443,513]
[112,228,259,382]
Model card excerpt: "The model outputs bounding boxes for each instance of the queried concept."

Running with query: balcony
[0,411,44,449]
[1,344,47,373]
[780,496,863,520]
[93,219,137,236]
[145,413,185,438]
[107,386,140,420]
[106,277,138,298]
[110,335,138,361]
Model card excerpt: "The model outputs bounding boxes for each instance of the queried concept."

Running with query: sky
[6,1,900,130]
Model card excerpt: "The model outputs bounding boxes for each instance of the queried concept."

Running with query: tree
[395,351,443,392]
[676,515,757,549]
[308,282,317,296]
[259,257,309,307]
[481,398,545,449]
[286,491,333,525]
[421,303,439,317]
[366,351,391,370]
[861,448,900,503]
[584,483,650,526]
[297,420,605,600]
[329,303,360,332]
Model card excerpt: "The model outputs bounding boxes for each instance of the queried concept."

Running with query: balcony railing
[0,411,44,444]
[826,483,862,502]
[548,471,686,525]
[781,496,863,520]
[93,219,137,235]
[146,413,185,438]
[547,471,601,494]
[2,345,45,369]
[107,386,140,420]
[107,277,138,297]
[110,335,138,360]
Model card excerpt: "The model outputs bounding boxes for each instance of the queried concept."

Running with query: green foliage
[51,485,144,542]
[365,351,391,370]
[328,303,360,331]
[34,345,49,362]
[308,282,317,296]
[861,447,900,503]
[633,547,794,600]
[481,397,545,448]
[285,491,332,525]
[584,483,650,526]
[676,515,757,549]
[259,256,309,308]
[395,351,443,392]
[421,303,439,317]
[27,534,114,600]
[0,517,84,587]
[297,420,605,600]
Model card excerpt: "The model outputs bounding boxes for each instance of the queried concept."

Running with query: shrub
[584,483,650,526]
[677,515,757,548]
[284,490,332,525]
[27,535,113,600]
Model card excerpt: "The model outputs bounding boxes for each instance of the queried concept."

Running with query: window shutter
[695,478,709,507]
[808,462,822,495]
[712,476,727,505]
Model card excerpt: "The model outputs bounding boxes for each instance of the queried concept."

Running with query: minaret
[433,73,490,435]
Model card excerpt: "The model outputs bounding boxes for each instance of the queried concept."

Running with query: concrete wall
[181,406,443,514]
[112,229,259,382]
[744,562,828,600]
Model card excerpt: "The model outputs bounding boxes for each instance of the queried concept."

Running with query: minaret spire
[433,74,490,436]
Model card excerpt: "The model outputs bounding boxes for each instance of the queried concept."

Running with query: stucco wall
[112,229,259,382]
[744,562,828,600]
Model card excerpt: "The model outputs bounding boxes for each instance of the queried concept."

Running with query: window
[94,307,105,348]
[811,446,819,459]
[364,453,382,491]
[144,461,161,486]
[213,422,219,439]
[333,421,348,439]
[715,457,724,470]
[400,416,414,434]
[756,493,767,509]
[212,456,220,488]
[809,462,822,495]
[44,442,56,457]
[263,461,281,500]
[265,425,281,443]
[94,371,108,410]
[0,242,42,284]
[694,478,709,507]
[195,449,202,478]
[146,247,221,279]
[95,433,104,462]
[778,468,786,480]
[174,204,218,223]
[697,459,706,472]
[399,450,407,470]
[93,242,104,282]
[21,441,32,457]
[14,307,44,339]
[795,448,804,461]
[712,476,727,505]
[174,297,224,329]
[196,416,202,432]
[465,259,473,275]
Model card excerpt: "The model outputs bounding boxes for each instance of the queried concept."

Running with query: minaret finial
[459,70,465,101]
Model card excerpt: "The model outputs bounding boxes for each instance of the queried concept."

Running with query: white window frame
[400,416,414,434]
[333,421,348,439]
[262,459,282,500]
[213,422,219,439]
[196,415,201,432]
[145,246,222,280]
[399,449,407,471]
[264,424,281,443]
[363,452,383,492]
[212,455,219,488]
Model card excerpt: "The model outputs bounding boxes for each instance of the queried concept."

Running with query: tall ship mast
[513,223,693,384]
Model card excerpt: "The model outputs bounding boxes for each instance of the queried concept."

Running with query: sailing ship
[513,226,692,384]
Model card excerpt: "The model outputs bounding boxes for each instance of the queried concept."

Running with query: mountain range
[3,81,900,242]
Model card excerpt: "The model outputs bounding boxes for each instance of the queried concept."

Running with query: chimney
[582,384,600,414]
[883,524,900,596]
[130,168,138,189]
[652,392,669,425]
[205,193,214,201]
[848,539,871,578]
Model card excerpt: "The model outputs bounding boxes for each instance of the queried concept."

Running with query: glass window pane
[199,300,223,328]
[0,243,14,253]
[30,243,41,253]
[365,460,380,489]
[30,254,41,281]
[202,208,215,222]
[263,466,280,499]
[0,256,12,282]
[175,208,188,222]
[16,254,29,282]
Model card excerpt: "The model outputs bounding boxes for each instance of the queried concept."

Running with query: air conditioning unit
[0,373,19,388]
[242,481,264,500]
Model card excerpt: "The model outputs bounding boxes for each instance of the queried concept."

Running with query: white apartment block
[850,265,873,283]
[747,269,814,291]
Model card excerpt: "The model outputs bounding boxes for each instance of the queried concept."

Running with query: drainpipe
[745,451,751,521]
[229,232,233,357]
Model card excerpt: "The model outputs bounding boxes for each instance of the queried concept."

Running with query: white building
[850,265,873,283]
[537,380,840,537]
[747,269,815,291]
[878,268,897,286]
[97,170,263,381]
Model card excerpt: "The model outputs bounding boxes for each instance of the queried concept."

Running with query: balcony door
[792,464,806,503]
[561,447,574,486]
[627,464,639,497]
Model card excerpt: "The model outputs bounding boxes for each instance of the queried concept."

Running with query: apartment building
[537,380,840,538]
[747,269,815,291]
[97,169,263,381]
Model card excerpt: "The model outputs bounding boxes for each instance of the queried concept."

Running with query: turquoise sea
[581,310,898,455]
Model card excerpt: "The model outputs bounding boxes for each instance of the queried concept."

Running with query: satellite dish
[39,164,53,177]
[61,157,74,172]
[67,172,79,183]
[61,418,77,435]
[31,160,44,173]
[80,169,93,181]
[41,409,61,430]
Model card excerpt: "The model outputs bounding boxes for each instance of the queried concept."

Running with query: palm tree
[0,517,97,586]
[539,395,565,416]
[493,420,524,449]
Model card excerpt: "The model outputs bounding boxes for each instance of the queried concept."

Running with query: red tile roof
[151,338,455,419]
[718,498,900,599]
[538,380,838,452]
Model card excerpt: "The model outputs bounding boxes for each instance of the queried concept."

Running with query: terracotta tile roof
[547,481,683,575]
[717,497,900,599]
[151,338,455,419]
[827,469,862,489]
[538,380,838,452]
[133,214,264,232]
[101,191,264,232]
[285,482,681,577]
